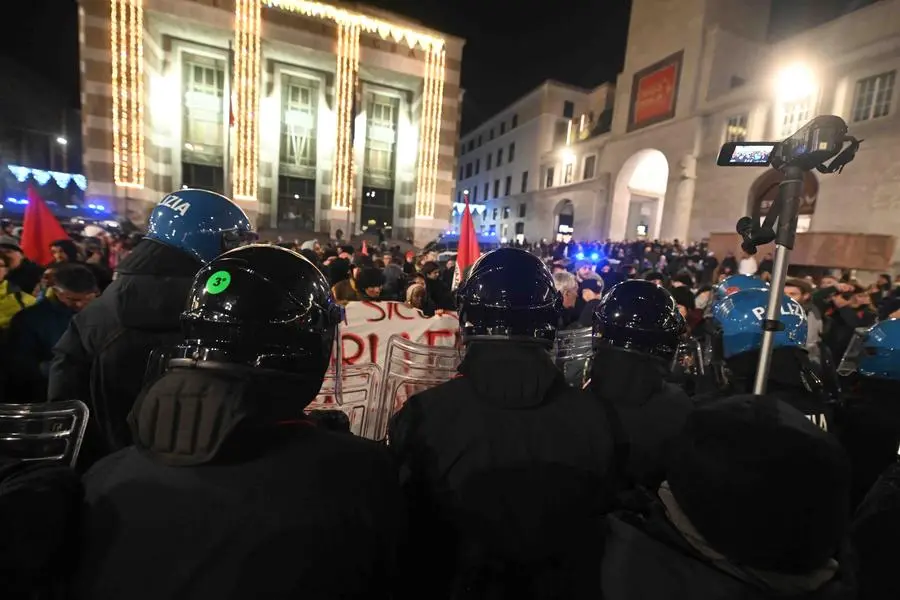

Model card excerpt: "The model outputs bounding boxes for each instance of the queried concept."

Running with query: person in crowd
[380,252,405,300]
[706,288,833,429]
[669,286,694,319]
[826,284,877,366]
[0,253,36,332]
[50,238,113,291]
[600,394,854,599]
[587,279,693,490]
[575,278,604,328]
[389,248,618,599]
[402,250,417,275]
[0,236,44,295]
[720,250,738,275]
[332,266,385,304]
[553,270,580,328]
[71,245,403,600]
[405,282,427,310]
[785,277,824,362]
[5,264,99,403]
[49,239,80,264]
[49,189,254,469]
[420,260,455,310]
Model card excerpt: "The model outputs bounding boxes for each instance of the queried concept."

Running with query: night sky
[0,0,884,131]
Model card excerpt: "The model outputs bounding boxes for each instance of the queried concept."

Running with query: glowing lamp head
[575,252,585,260]
[561,150,576,164]
[591,252,599,261]
[776,64,816,103]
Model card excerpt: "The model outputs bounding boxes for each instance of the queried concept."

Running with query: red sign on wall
[628,51,683,132]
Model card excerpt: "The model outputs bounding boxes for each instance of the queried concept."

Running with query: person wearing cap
[574,278,604,328]
[332,267,384,305]
[600,395,854,599]
[0,235,44,295]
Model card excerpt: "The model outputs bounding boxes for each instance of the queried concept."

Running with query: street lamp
[775,64,816,102]
[56,136,68,146]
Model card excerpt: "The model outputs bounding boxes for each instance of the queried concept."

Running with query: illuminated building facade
[461,0,900,266]
[78,0,464,243]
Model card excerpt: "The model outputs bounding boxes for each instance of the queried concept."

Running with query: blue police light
[591,252,599,261]
[575,252,585,260]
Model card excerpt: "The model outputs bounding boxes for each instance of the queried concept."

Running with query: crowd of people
[0,188,898,599]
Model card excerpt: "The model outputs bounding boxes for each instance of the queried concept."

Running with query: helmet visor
[837,327,871,376]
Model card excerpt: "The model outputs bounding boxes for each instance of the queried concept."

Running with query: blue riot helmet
[146,188,256,264]
[711,288,807,361]
[713,274,769,303]
[841,319,900,381]
[456,247,562,345]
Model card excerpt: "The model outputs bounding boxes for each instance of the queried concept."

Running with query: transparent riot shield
[376,335,463,442]
[837,327,872,377]
[554,327,594,388]
[308,363,382,439]
[0,400,90,467]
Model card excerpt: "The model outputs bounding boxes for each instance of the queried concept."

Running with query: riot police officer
[389,247,617,599]
[71,245,404,600]
[705,288,833,431]
[587,279,693,490]
[836,318,900,507]
[49,189,255,467]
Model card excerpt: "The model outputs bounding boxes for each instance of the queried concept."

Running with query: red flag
[361,240,369,256]
[452,196,480,290]
[20,187,70,267]
[229,96,235,128]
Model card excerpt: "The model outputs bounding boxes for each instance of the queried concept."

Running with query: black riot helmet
[456,247,562,346]
[173,244,343,384]
[592,279,684,363]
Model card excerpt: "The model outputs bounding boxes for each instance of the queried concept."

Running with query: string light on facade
[233,0,262,202]
[264,0,448,217]
[425,48,446,218]
[110,0,145,189]
[330,21,359,211]
[263,0,445,52]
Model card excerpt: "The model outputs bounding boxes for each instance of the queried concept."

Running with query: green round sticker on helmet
[205,270,232,295]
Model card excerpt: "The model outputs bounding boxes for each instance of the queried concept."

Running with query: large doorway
[610,149,669,240]
[554,199,575,242]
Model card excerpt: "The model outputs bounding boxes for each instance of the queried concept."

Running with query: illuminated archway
[553,198,575,242]
[609,149,669,240]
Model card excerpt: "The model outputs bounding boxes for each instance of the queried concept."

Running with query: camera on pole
[716,115,862,395]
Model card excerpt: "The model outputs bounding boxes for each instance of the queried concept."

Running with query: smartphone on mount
[716,142,779,167]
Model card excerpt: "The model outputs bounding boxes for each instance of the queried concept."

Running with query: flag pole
[224,41,233,198]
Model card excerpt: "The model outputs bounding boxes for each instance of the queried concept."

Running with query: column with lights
[329,20,360,233]
[232,0,262,210]
[110,0,145,191]
[414,45,446,222]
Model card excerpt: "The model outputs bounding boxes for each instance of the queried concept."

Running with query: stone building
[456,0,900,260]
[78,0,464,244]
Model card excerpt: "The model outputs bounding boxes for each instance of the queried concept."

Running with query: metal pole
[752,166,804,395]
